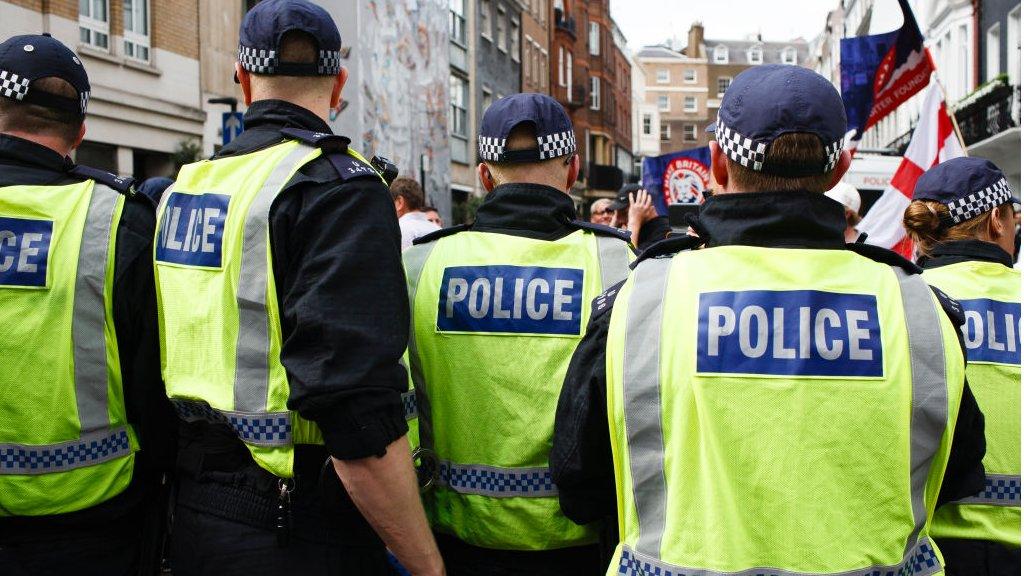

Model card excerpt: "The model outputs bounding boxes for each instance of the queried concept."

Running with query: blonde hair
[903,200,1006,257]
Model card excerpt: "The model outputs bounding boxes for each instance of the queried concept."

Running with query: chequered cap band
[478,130,577,162]
[947,177,1014,225]
[317,49,342,75]
[239,45,278,74]
[478,136,507,162]
[80,91,90,114]
[823,138,843,172]
[715,115,845,174]
[0,69,30,102]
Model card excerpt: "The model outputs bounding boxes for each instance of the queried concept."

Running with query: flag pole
[925,51,971,156]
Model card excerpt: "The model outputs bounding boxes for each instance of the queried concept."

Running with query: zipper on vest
[275,478,294,547]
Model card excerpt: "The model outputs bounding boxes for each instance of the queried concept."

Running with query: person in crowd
[904,157,1020,576]
[825,181,866,242]
[403,93,633,575]
[152,1,442,574]
[590,198,614,226]
[607,185,661,249]
[552,64,986,576]
[0,33,175,575]
[393,177,440,251]
[422,205,443,228]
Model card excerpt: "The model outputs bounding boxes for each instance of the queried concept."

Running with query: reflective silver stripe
[172,399,291,446]
[617,540,942,576]
[73,184,120,434]
[893,266,949,554]
[621,257,673,557]
[233,145,317,413]
[956,473,1021,506]
[596,234,630,290]
[403,242,439,451]
[401,389,418,421]
[435,460,557,497]
[0,427,132,475]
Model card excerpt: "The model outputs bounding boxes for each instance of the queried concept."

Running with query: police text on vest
[0,217,52,288]
[697,290,883,377]
[156,192,230,268]
[437,265,584,335]
[960,298,1021,365]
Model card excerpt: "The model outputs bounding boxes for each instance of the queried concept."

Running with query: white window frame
[123,0,151,63]
[642,114,652,135]
[566,52,574,100]
[481,0,493,41]
[482,86,494,112]
[510,16,520,61]
[449,74,469,139]
[717,76,732,96]
[660,123,671,141]
[684,96,697,112]
[748,46,763,65]
[79,0,111,51]
[657,95,670,112]
[1009,6,1021,86]
[713,44,728,64]
[986,22,1001,82]
[656,69,670,83]
[683,69,697,83]
[683,124,697,141]
[496,5,508,53]
[590,76,601,110]
[449,0,467,46]
[558,47,566,87]
[589,22,600,56]
[781,46,797,65]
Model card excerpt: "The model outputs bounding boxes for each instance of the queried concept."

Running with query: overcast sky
[610,0,903,50]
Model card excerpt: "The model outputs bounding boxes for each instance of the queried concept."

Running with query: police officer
[153,2,442,574]
[904,157,1021,575]
[552,65,987,575]
[0,34,174,575]
[404,93,633,575]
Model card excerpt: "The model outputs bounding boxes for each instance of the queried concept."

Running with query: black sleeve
[114,195,177,474]
[550,309,617,525]
[271,174,409,461]
[637,216,673,252]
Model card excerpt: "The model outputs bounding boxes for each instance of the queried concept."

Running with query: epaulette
[631,234,702,269]
[280,127,351,151]
[413,223,471,246]
[845,242,922,275]
[930,285,965,327]
[569,220,631,242]
[590,279,626,322]
[68,164,136,196]
[280,127,383,184]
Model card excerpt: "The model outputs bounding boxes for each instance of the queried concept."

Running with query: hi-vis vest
[926,259,1021,548]
[154,137,383,479]
[606,246,965,576]
[0,177,137,516]
[404,226,631,550]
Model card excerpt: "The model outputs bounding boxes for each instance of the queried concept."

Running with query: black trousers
[936,537,1021,576]
[0,522,142,576]
[435,532,605,576]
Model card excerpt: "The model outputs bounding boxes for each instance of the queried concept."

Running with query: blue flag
[641,147,711,216]
[840,0,933,145]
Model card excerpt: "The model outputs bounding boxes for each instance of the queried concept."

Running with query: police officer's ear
[566,153,580,191]
[825,149,853,190]
[72,122,86,152]
[478,163,497,193]
[330,67,349,110]
[710,141,730,191]
[235,62,254,106]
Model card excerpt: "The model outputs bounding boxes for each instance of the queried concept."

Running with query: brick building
[521,0,549,94]
[1,0,205,179]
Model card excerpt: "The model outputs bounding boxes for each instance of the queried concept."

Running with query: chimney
[686,22,704,58]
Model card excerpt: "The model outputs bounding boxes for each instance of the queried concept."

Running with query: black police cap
[0,34,90,116]
[478,93,577,164]
[238,0,342,77]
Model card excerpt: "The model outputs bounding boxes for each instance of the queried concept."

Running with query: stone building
[635,43,709,153]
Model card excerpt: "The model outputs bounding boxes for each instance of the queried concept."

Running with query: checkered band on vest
[402,389,418,421]
[0,428,131,474]
[438,461,557,497]
[172,399,291,446]
[616,540,941,576]
[538,130,577,160]
[0,69,30,102]
[947,178,1014,224]
[959,474,1022,506]
[238,45,279,74]
[478,136,507,162]
[317,50,342,75]
[715,120,767,171]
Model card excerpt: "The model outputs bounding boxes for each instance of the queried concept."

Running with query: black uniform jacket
[0,134,175,538]
[551,191,987,528]
[918,239,1015,270]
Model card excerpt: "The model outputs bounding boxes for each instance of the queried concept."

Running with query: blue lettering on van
[437,265,584,335]
[0,217,52,287]
[697,290,883,377]
[960,298,1021,365]
[156,192,230,268]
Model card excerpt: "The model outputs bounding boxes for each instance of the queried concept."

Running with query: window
[656,69,669,83]
[482,87,494,112]
[1009,6,1021,85]
[449,0,466,45]
[748,46,763,64]
[642,114,652,135]
[511,17,520,61]
[566,52,573,100]
[660,123,671,141]
[684,96,697,112]
[781,46,797,65]
[713,44,728,64]
[717,76,731,96]
[496,6,508,52]
[481,0,492,40]
[79,0,110,50]
[558,48,566,86]
[986,23,1001,81]
[590,76,601,110]
[123,0,150,62]
[540,48,549,90]
[449,74,469,162]
[589,22,600,56]
[657,95,670,112]
[683,124,697,141]
[683,69,696,83]
[958,24,969,98]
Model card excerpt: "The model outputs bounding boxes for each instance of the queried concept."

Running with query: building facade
[635,44,709,153]
[806,2,846,86]
[521,0,549,94]
[2,0,205,179]
[477,0,524,125]
[449,0,478,205]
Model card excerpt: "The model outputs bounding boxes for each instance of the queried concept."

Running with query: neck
[2,130,71,157]
[250,94,330,122]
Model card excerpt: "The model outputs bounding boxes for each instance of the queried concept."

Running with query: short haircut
[591,198,612,213]
[421,205,439,213]
[726,133,836,193]
[391,177,425,211]
[250,30,334,96]
[485,123,568,186]
[0,77,82,144]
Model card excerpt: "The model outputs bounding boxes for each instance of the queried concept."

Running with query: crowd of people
[0,1,1019,576]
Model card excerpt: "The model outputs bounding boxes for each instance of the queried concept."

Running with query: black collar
[697,190,847,249]
[472,183,578,241]
[216,99,331,158]
[0,133,75,174]
[919,239,1014,269]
